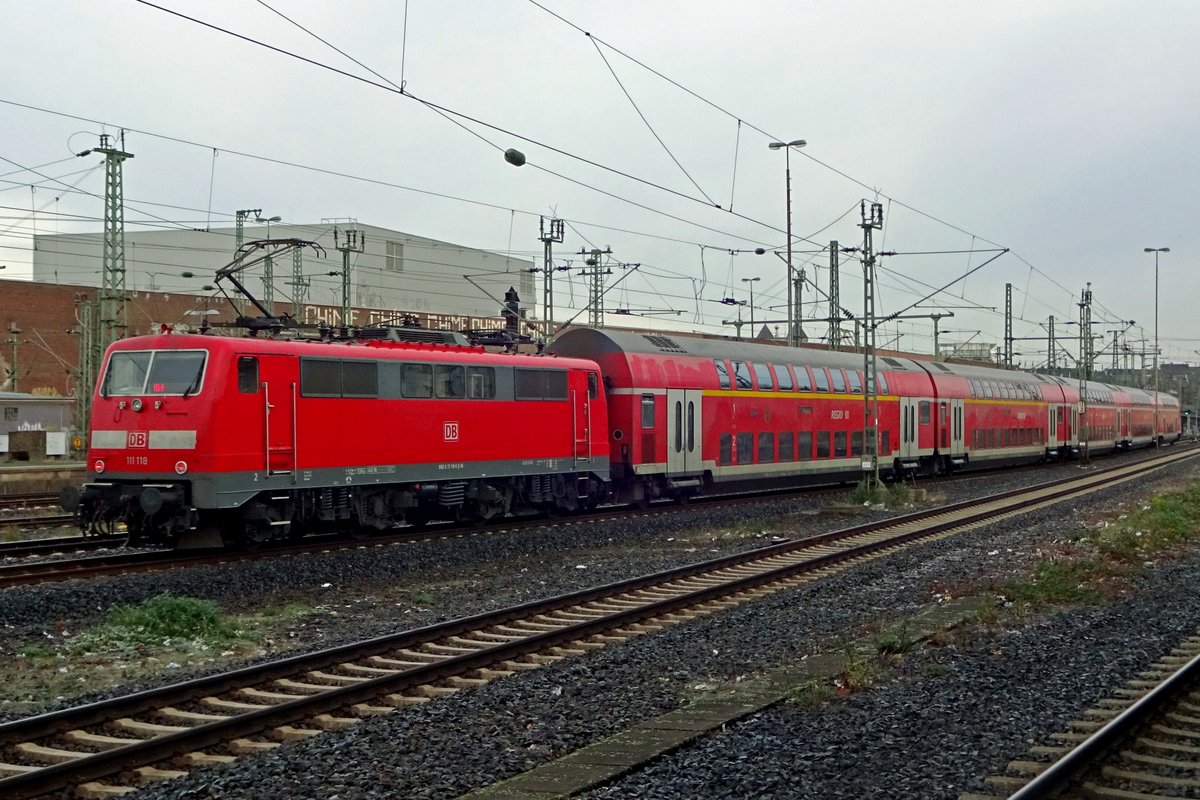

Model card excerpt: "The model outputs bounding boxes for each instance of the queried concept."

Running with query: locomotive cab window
[237,357,259,394]
[103,350,208,397]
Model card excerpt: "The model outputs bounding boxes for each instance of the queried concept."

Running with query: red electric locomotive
[65,331,610,547]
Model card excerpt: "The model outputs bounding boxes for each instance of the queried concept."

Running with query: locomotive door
[259,355,296,477]
[666,388,702,475]
[899,397,919,460]
[571,377,591,464]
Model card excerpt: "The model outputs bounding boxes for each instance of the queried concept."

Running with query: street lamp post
[741,277,761,338]
[768,139,806,347]
[1145,246,1170,446]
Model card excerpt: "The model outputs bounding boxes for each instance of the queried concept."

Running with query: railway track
[0,448,1183,590]
[0,493,59,512]
[0,535,122,560]
[0,446,1193,799]
[965,629,1200,800]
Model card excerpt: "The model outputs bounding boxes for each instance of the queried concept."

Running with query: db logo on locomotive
[443,422,460,442]
[127,431,148,448]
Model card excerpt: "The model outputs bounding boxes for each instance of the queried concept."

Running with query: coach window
[301,358,342,397]
[851,430,863,457]
[719,434,733,465]
[919,401,931,425]
[816,430,831,458]
[877,374,889,394]
[752,362,774,390]
[732,361,753,390]
[779,431,795,461]
[834,430,848,458]
[795,366,813,392]
[342,360,379,398]
[758,432,775,463]
[401,363,433,398]
[434,365,465,399]
[880,430,890,456]
[813,368,830,393]
[641,395,655,429]
[848,370,862,394]
[237,357,259,394]
[737,432,754,463]
[830,369,847,393]
[774,364,794,391]
[713,360,732,390]
[467,367,496,399]
[798,431,814,460]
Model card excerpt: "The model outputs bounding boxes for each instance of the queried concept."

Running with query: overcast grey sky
[1,1,1197,366]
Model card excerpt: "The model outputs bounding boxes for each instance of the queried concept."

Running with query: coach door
[950,399,965,455]
[666,388,703,476]
[259,355,296,478]
[1048,406,1057,450]
[899,397,919,461]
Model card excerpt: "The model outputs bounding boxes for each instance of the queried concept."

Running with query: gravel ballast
[89,457,1200,800]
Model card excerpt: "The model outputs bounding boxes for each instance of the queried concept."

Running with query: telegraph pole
[334,227,365,327]
[538,217,565,338]
[827,240,840,350]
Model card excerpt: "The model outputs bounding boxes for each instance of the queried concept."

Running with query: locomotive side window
[752,362,774,390]
[774,364,794,391]
[713,360,732,390]
[813,369,830,393]
[468,367,497,399]
[434,365,465,399]
[543,371,568,400]
[641,395,655,429]
[342,360,379,398]
[401,364,433,398]
[301,358,342,397]
[237,357,259,394]
[830,369,847,393]
[588,372,599,399]
[515,368,568,400]
[795,367,813,392]
[797,431,813,460]
[732,361,753,390]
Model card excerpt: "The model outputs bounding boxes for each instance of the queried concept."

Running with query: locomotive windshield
[101,350,208,396]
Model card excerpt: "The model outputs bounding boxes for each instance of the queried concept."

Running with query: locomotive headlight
[94,459,105,474]
[174,460,188,475]
[131,398,144,412]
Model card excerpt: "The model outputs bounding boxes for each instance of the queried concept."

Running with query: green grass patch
[1001,559,1106,610]
[1095,485,1200,561]
[66,595,241,656]
[787,679,835,710]
[875,621,920,655]
[852,480,914,508]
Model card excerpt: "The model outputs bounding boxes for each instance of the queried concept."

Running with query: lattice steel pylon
[828,240,840,350]
[578,247,613,328]
[93,134,133,351]
[859,201,884,489]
